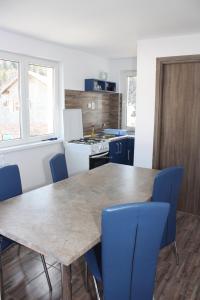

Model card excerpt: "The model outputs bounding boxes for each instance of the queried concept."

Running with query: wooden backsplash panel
[65,90,122,134]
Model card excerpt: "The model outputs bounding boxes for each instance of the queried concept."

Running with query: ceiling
[0,0,200,58]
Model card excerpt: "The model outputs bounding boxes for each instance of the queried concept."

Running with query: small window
[0,51,59,147]
[126,75,136,128]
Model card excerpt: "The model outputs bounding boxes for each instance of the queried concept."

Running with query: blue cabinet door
[109,139,127,164]
[109,138,134,165]
[118,139,128,164]
[109,140,120,163]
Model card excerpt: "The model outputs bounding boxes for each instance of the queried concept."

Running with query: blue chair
[151,166,184,265]
[85,202,169,300]
[0,165,52,299]
[49,153,68,183]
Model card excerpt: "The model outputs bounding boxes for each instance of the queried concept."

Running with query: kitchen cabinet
[85,79,116,93]
[127,137,134,165]
[109,140,120,164]
[109,137,134,166]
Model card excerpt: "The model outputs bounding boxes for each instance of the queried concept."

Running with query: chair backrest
[0,165,22,201]
[151,166,184,247]
[49,153,68,183]
[102,202,169,300]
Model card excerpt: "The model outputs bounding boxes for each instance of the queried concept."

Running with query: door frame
[153,54,200,169]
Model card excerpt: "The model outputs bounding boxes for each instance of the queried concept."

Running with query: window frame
[126,74,137,130]
[0,50,59,148]
[120,70,137,131]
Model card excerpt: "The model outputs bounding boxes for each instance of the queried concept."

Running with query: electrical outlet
[87,102,92,109]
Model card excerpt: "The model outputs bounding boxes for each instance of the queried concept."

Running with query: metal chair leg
[92,276,101,300]
[17,244,21,256]
[173,241,179,266]
[0,253,4,300]
[40,254,52,291]
[85,262,89,291]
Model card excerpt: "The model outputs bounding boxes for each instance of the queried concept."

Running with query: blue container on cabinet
[103,128,128,136]
[85,79,116,93]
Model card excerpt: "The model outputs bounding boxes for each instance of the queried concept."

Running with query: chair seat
[85,243,102,282]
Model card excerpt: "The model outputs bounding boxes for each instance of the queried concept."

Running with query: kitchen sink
[84,132,117,140]
[95,133,116,139]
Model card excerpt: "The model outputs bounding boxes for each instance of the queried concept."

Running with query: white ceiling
[0,0,200,58]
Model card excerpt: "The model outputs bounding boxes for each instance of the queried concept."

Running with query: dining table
[0,163,158,300]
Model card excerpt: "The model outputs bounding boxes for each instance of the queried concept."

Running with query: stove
[69,138,101,145]
[63,109,109,176]
[68,137,109,155]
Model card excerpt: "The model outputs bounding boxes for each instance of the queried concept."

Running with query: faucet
[91,125,95,137]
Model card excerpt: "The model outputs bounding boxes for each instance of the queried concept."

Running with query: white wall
[109,57,137,91]
[0,29,110,91]
[0,29,110,191]
[1,141,64,191]
[134,33,200,168]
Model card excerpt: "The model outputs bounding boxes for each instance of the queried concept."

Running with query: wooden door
[153,55,200,215]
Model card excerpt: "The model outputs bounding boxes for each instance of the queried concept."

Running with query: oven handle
[91,152,109,158]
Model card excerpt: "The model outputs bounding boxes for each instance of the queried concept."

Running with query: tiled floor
[2,211,200,300]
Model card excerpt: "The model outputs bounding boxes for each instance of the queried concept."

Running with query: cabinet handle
[119,142,122,154]
[91,152,109,158]
[128,150,130,161]
[116,143,120,154]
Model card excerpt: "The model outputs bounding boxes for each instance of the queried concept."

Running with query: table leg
[61,264,72,300]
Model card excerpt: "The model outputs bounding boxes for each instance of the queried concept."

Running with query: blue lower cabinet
[109,138,134,166]
[109,140,121,163]
[127,138,134,165]
[119,139,128,164]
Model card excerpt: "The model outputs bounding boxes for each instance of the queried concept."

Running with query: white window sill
[0,138,63,154]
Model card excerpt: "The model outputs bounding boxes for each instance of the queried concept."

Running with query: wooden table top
[0,163,158,266]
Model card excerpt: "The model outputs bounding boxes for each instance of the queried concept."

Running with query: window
[120,70,137,130]
[126,75,136,128]
[28,64,54,136]
[0,51,58,147]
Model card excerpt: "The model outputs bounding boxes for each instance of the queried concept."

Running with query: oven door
[89,151,109,170]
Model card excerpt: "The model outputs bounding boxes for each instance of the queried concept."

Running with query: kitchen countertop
[84,134,135,142]
[106,134,135,142]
